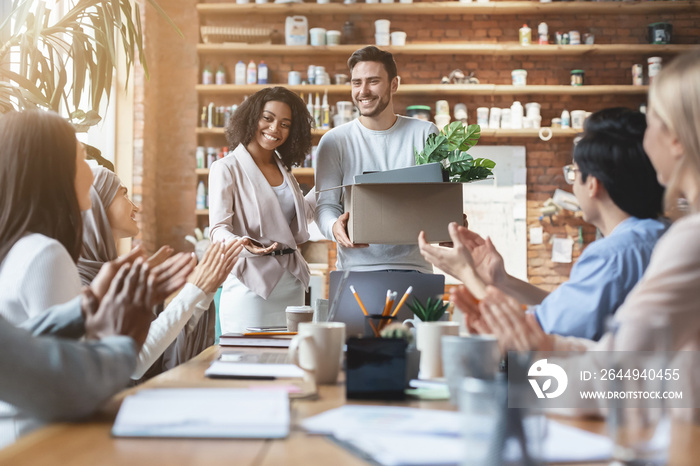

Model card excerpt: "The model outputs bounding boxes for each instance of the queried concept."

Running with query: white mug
[288,322,346,384]
[403,320,459,379]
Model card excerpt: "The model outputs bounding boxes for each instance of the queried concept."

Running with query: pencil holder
[363,314,394,337]
[346,337,407,400]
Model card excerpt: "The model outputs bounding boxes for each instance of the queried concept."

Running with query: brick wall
[134,0,699,290]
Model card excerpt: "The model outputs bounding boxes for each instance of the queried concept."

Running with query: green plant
[406,296,449,322]
[0,0,180,130]
[414,121,495,182]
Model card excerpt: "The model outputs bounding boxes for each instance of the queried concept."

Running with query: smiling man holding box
[315,46,438,272]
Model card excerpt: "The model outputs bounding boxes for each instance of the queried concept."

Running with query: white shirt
[0,233,81,325]
[271,178,297,226]
[315,116,438,272]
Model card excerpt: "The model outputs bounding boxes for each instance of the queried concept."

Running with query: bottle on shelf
[235,60,246,85]
[246,60,257,85]
[215,64,226,85]
[307,94,314,126]
[519,24,531,46]
[196,181,207,210]
[200,106,207,128]
[196,146,205,169]
[207,102,215,129]
[510,101,524,129]
[561,109,571,129]
[207,147,216,168]
[258,61,268,85]
[538,22,549,45]
[313,93,321,128]
[202,64,213,85]
[321,90,330,130]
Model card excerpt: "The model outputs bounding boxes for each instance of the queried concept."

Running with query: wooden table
[0,346,697,466]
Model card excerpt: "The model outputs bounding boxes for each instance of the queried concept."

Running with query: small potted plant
[404,297,459,379]
[414,121,495,182]
[406,296,450,322]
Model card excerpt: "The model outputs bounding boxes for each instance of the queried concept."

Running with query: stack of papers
[112,388,289,438]
[301,406,613,466]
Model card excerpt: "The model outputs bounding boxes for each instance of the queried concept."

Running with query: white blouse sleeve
[20,240,82,322]
[131,283,215,379]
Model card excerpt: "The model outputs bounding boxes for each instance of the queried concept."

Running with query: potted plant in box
[414,121,495,182]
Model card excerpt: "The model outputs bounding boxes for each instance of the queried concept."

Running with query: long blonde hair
[648,50,700,212]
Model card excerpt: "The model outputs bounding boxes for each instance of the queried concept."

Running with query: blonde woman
[452,50,700,418]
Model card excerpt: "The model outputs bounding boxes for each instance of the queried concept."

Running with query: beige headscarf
[78,166,121,285]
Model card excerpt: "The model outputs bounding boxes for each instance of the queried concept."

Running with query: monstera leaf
[415,121,494,182]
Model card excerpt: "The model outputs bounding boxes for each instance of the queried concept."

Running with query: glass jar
[570,69,585,86]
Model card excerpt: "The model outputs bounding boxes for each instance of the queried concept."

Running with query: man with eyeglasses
[420,108,668,340]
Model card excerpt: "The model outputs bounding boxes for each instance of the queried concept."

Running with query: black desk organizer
[346,337,408,401]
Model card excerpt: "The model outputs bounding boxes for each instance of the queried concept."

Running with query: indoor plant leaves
[415,121,494,183]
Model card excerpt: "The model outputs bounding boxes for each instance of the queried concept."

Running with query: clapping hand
[471,287,553,353]
[82,258,153,350]
[188,239,244,293]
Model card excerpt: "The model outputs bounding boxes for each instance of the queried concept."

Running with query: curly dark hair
[225,87,313,170]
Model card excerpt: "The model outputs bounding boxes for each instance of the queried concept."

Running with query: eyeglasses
[563,164,580,185]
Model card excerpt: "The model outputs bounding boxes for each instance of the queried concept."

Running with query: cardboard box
[353,163,444,184]
[344,182,463,244]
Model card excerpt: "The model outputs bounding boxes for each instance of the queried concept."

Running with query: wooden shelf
[195,209,209,216]
[195,127,577,142]
[196,127,328,137]
[197,83,649,96]
[195,167,315,176]
[197,1,698,16]
[198,43,699,57]
[480,128,578,138]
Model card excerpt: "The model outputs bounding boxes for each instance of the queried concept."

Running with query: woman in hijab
[79,166,244,379]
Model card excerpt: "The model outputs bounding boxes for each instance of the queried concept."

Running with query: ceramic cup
[285,305,314,332]
[403,320,459,379]
[288,322,346,384]
[375,33,390,46]
[441,335,501,404]
[374,19,391,34]
[571,110,587,130]
[390,31,407,46]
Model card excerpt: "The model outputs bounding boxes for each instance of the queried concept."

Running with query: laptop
[327,271,445,336]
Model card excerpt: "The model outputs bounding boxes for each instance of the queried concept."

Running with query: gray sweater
[0,297,136,446]
[315,116,438,272]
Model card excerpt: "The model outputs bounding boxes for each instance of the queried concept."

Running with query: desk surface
[1,346,698,466]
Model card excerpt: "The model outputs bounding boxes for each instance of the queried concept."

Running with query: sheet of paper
[112,388,289,438]
[302,407,613,465]
[551,236,573,263]
[301,405,461,436]
[530,226,543,245]
[205,361,304,379]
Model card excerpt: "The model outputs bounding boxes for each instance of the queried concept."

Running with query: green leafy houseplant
[406,296,449,322]
[0,0,180,130]
[414,121,496,182]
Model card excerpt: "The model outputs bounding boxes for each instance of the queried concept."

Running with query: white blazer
[208,144,313,299]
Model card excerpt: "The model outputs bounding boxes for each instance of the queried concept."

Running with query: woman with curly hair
[209,87,315,333]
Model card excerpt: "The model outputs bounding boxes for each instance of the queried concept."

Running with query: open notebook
[112,388,289,438]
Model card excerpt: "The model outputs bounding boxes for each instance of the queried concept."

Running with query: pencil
[381,289,392,316]
[350,285,369,316]
[390,286,413,318]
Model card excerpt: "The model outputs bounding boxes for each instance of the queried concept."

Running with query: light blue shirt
[535,217,667,340]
